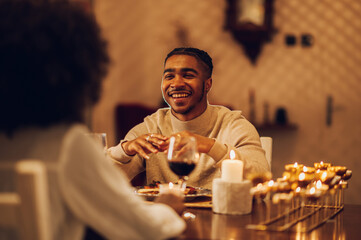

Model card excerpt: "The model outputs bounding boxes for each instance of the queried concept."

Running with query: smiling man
[162,51,211,121]
[108,47,269,189]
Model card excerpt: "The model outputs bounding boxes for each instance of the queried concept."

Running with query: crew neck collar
[170,104,215,136]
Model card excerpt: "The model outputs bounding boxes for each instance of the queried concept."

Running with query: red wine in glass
[169,161,196,177]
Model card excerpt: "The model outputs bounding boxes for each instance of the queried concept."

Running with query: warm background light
[92,0,361,204]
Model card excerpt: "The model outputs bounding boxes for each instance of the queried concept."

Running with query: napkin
[212,178,252,215]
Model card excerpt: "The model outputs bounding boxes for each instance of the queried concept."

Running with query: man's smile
[168,91,192,99]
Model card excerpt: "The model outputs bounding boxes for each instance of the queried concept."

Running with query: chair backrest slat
[0,160,51,240]
[260,137,273,170]
[0,193,20,227]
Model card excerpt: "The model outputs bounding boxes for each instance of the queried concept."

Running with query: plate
[134,186,212,201]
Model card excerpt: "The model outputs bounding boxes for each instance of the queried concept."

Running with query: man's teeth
[172,93,189,98]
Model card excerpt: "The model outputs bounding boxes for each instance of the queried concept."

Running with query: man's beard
[172,81,206,115]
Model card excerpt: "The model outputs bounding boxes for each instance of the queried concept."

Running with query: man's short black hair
[164,47,213,78]
[0,0,109,136]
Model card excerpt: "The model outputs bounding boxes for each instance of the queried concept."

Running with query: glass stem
[178,176,188,190]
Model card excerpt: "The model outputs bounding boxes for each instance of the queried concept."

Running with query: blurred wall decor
[225,0,275,64]
[93,0,361,204]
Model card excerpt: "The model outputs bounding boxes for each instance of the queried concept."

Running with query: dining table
[175,202,361,240]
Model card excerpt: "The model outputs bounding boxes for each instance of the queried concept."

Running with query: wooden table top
[175,204,361,240]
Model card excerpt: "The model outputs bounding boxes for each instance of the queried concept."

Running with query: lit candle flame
[320,161,324,166]
[294,162,298,168]
[299,172,305,181]
[310,187,316,194]
[296,187,301,193]
[316,180,322,189]
[303,166,307,172]
[268,180,274,187]
[230,150,236,160]
[321,171,327,181]
[169,182,174,189]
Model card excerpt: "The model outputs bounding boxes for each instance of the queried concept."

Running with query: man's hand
[122,133,168,159]
[168,131,215,154]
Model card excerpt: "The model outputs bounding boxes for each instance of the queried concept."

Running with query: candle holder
[334,180,348,207]
[293,187,305,219]
[264,180,276,221]
[250,182,269,223]
[247,161,351,233]
[272,193,292,218]
[314,180,329,215]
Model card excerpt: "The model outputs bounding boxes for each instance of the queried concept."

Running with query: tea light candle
[337,180,348,189]
[298,172,312,188]
[318,170,335,184]
[277,181,292,193]
[267,180,275,190]
[316,180,329,193]
[285,162,304,172]
[306,187,322,201]
[294,187,303,197]
[267,180,279,192]
[250,183,268,198]
[342,170,352,181]
[272,192,292,204]
[158,182,183,197]
[329,175,341,188]
[303,166,315,173]
[279,176,288,182]
[314,161,331,170]
[222,150,243,182]
[328,166,347,176]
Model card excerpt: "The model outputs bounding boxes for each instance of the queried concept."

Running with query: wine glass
[167,135,199,219]
[167,135,199,187]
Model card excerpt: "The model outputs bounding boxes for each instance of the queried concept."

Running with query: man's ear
[205,78,212,93]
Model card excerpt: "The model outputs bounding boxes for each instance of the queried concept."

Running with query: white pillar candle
[221,150,243,182]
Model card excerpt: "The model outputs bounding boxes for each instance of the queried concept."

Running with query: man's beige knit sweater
[111,104,269,189]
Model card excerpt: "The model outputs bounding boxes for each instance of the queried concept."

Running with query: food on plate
[137,181,197,195]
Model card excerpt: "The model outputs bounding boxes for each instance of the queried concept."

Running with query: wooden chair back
[260,136,273,170]
[0,160,51,240]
